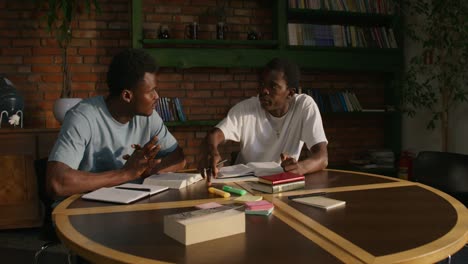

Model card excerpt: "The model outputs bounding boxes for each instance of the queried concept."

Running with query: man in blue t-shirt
[47,49,186,199]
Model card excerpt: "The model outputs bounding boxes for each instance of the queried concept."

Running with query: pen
[115,187,151,192]
[215,159,228,168]
[204,159,228,180]
[288,192,327,200]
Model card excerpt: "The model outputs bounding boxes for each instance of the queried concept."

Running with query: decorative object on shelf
[401,0,468,151]
[158,25,170,39]
[247,28,260,40]
[35,0,100,123]
[185,22,199,39]
[216,22,228,40]
[0,76,24,128]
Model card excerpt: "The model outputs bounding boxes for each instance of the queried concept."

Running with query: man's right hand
[198,151,222,179]
[123,135,161,179]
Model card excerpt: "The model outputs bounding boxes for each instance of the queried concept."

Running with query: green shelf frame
[142,39,278,47]
[144,48,401,71]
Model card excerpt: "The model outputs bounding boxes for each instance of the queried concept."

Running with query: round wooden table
[53,170,468,264]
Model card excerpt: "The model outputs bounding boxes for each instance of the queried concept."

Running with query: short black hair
[107,49,159,96]
[264,57,300,90]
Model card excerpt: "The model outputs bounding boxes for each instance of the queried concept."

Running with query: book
[291,196,346,210]
[249,180,305,194]
[258,172,305,185]
[164,205,245,245]
[210,175,259,184]
[81,183,168,204]
[143,173,203,189]
[218,161,284,178]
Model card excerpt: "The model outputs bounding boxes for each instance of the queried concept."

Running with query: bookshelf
[131,0,401,71]
[131,0,403,175]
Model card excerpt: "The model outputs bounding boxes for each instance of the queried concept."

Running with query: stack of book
[244,200,274,216]
[249,172,305,194]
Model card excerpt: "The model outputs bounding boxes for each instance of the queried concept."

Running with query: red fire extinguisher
[398,151,414,180]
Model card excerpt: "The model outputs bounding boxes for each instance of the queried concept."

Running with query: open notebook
[217,161,284,178]
[81,183,168,204]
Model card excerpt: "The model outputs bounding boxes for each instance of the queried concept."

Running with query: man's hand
[122,135,162,179]
[280,153,306,175]
[198,152,222,179]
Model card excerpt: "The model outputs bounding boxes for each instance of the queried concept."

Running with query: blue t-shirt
[49,96,178,172]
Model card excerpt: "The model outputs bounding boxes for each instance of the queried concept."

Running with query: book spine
[272,181,305,193]
[259,177,305,185]
[252,181,305,193]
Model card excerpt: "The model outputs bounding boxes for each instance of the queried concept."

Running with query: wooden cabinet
[0,129,58,229]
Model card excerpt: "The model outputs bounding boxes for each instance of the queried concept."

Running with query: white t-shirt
[216,94,327,164]
[49,96,178,173]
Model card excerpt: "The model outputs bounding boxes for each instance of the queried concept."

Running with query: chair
[412,151,468,264]
[412,151,468,207]
[33,157,72,264]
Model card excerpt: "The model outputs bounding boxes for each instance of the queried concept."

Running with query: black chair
[412,151,468,207]
[33,157,72,264]
[412,151,468,264]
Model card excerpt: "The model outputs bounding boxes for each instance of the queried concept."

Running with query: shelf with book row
[288,0,396,15]
[132,0,401,70]
[155,97,186,122]
[302,88,396,113]
[288,23,398,48]
[155,98,219,127]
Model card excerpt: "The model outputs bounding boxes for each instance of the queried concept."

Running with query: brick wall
[0,0,388,169]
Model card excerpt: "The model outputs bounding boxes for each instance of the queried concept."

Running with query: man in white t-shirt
[47,49,186,199]
[199,58,328,177]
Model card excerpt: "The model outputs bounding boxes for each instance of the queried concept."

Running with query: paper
[292,196,346,210]
[143,173,203,189]
[233,195,263,203]
[81,183,168,204]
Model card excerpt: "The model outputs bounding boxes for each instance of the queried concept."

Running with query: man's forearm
[206,128,225,155]
[153,146,186,173]
[46,161,136,199]
[302,142,328,174]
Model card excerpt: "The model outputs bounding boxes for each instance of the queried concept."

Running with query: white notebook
[143,173,203,189]
[81,183,168,204]
[218,161,284,178]
[292,196,346,210]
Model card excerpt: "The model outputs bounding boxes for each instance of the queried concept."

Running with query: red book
[258,172,305,185]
